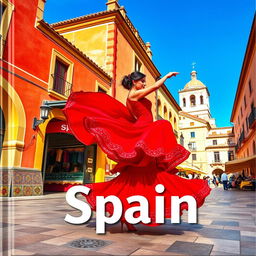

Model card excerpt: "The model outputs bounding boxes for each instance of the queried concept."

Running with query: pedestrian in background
[221,172,229,190]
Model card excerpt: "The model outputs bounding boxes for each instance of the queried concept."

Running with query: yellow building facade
[51,0,165,181]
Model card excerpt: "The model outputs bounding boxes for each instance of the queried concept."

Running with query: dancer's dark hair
[121,71,146,90]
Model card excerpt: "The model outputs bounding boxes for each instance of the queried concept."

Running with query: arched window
[200,95,204,104]
[180,133,184,146]
[169,112,172,122]
[174,117,177,129]
[157,99,162,116]
[190,95,196,106]
[183,98,186,107]
[164,106,168,119]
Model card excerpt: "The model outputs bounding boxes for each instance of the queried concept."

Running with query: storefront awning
[225,155,256,174]
[177,164,207,175]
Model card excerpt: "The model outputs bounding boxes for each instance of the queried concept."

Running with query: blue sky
[44,0,255,127]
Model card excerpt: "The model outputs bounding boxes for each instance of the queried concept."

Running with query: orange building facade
[51,0,161,113]
[0,0,112,196]
[229,15,256,175]
[0,0,182,196]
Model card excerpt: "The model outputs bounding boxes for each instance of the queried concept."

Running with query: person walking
[221,172,229,190]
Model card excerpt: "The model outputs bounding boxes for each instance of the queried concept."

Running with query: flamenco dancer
[63,71,211,232]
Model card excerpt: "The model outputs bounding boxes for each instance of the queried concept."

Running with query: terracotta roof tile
[51,10,117,27]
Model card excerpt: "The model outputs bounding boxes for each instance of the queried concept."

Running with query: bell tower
[179,68,215,127]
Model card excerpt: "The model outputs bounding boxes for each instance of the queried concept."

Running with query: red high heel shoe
[121,221,137,232]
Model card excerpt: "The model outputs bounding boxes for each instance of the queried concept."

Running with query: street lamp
[32,101,51,130]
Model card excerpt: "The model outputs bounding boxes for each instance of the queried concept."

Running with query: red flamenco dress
[63,92,211,225]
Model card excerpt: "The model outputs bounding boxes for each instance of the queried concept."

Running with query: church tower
[179,69,216,127]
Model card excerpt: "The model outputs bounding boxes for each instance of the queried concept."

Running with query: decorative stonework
[0,168,43,196]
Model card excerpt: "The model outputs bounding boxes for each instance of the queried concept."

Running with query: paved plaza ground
[1,186,256,256]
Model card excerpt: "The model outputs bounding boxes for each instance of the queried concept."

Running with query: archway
[0,75,26,167]
[212,168,224,176]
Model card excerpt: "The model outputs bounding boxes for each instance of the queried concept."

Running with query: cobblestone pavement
[1,186,255,256]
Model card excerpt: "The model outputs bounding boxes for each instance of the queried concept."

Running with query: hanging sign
[46,120,72,134]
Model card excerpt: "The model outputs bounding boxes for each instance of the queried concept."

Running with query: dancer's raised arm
[121,71,179,101]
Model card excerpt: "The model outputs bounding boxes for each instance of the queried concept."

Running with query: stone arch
[0,75,26,167]
[190,95,196,107]
[183,97,186,107]
[174,117,177,129]
[200,95,204,104]
[163,105,168,119]
[212,168,224,176]
[169,111,172,122]
[157,99,162,116]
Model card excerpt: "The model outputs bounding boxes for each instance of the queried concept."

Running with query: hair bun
[121,71,146,90]
[121,75,133,90]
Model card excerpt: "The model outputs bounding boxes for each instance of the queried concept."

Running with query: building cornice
[206,134,235,139]
[179,111,209,124]
[179,86,210,96]
[205,145,235,150]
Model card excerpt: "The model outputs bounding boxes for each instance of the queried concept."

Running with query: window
[249,80,252,95]
[96,81,108,94]
[98,87,107,93]
[190,132,195,138]
[183,98,186,107]
[0,3,6,25]
[244,95,247,109]
[228,151,234,161]
[0,0,14,58]
[190,122,194,126]
[214,151,220,162]
[164,106,167,119]
[157,99,162,116]
[213,140,217,145]
[169,112,172,122]
[192,154,197,161]
[253,141,256,155]
[53,59,69,95]
[49,49,74,99]
[189,142,196,150]
[200,95,204,104]
[180,134,184,146]
[246,117,249,130]
[135,56,142,72]
[190,95,196,106]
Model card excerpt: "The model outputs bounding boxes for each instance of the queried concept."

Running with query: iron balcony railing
[238,130,245,144]
[248,107,256,128]
[52,74,72,97]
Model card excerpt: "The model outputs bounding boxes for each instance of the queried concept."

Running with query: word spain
[65,184,197,234]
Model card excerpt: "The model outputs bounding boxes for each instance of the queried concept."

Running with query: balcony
[248,107,256,128]
[52,74,72,97]
[238,130,245,145]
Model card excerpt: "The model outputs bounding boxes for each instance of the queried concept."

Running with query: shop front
[43,119,97,192]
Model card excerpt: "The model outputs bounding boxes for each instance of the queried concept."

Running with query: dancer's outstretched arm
[129,72,179,101]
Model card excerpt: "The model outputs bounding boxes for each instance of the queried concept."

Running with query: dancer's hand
[166,72,179,78]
